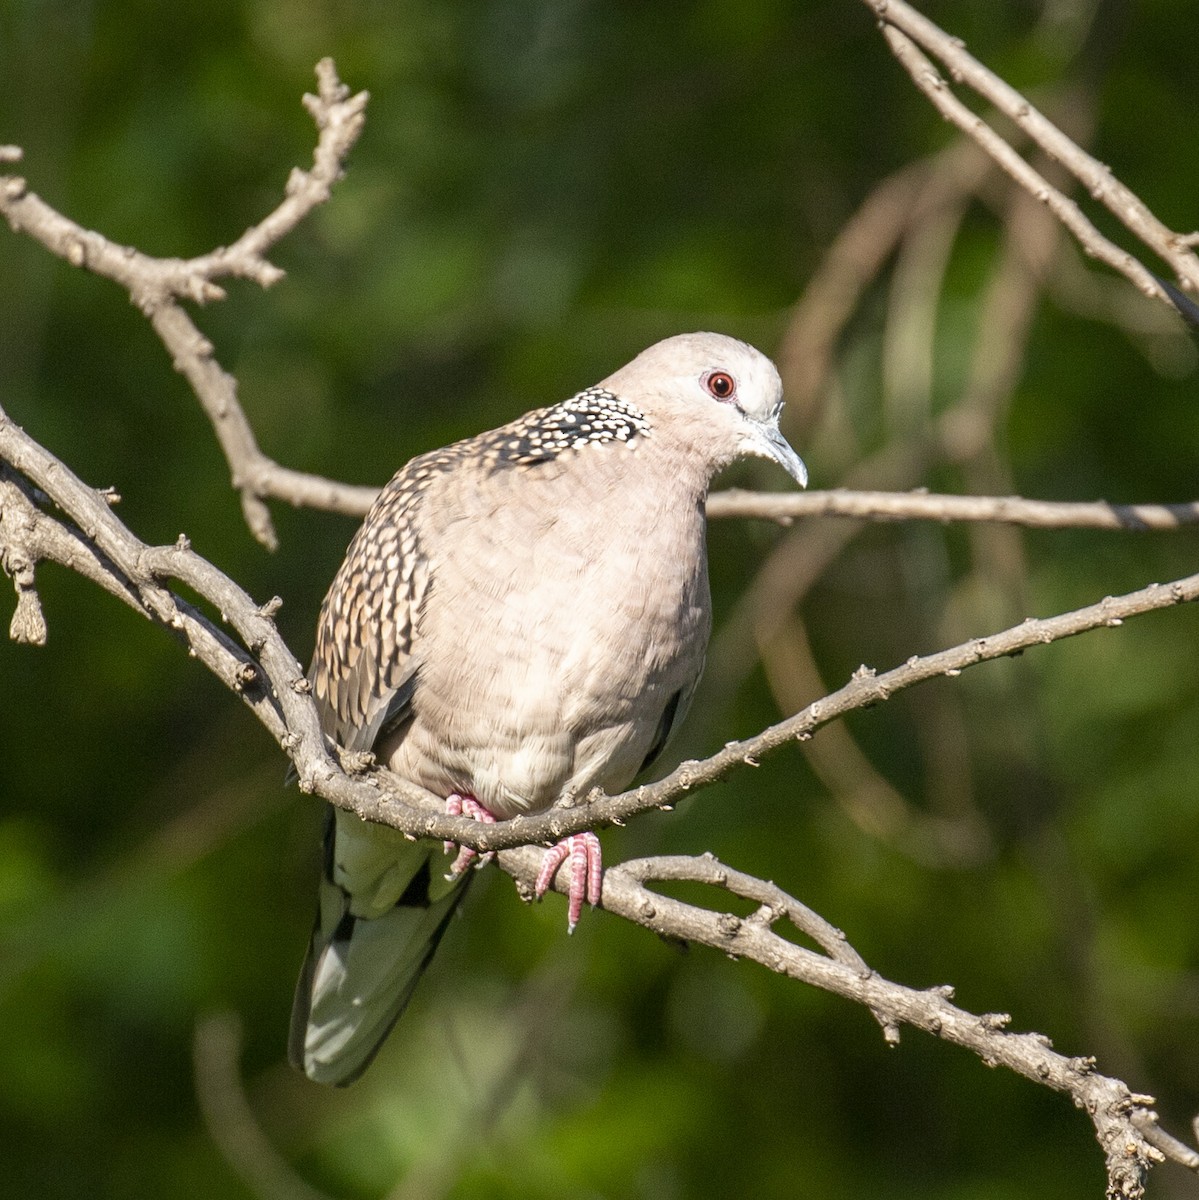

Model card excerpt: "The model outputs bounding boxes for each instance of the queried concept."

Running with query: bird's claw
[534,832,603,933]
[443,793,497,877]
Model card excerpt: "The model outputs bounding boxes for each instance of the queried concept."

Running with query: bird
[289,332,807,1085]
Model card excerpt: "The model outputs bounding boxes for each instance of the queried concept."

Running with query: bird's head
[601,332,807,487]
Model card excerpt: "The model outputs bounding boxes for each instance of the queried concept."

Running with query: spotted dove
[289,332,807,1084]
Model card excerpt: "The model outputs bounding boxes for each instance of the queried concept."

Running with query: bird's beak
[753,421,808,488]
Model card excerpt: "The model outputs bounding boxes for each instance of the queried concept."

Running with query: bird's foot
[443,793,497,877]
[534,833,603,934]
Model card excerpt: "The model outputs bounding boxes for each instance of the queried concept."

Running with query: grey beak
[755,422,808,488]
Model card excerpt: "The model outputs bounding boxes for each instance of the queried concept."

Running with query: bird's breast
[383,447,712,816]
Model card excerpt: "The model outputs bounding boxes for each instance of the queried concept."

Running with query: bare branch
[0,62,365,301]
[875,22,1168,305]
[865,0,1199,298]
[1131,1112,1199,1175]
[190,58,369,288]
[0,59,374,548]
[707,488,1199,531]
[757,610,992,868]
[253,467,1199,536]
[501,845,1190,1198]
[0,410,296,745]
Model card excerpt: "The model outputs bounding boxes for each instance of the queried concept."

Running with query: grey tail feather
[288,822,470,1086]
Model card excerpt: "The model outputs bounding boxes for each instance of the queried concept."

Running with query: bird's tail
[289,809,469,1086]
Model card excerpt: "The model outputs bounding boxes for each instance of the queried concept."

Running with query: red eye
[704,370,736,401]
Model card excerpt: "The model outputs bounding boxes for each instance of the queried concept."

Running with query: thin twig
[1130,1112,1199,1174]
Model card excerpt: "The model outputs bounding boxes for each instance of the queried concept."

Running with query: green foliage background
[2,1,1199,1196]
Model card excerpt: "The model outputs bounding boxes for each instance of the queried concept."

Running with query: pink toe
[443,793,498,876]
[536,833,603,933]
[535,841,568,899]
[448,845,476,876]
[584,833,603,906]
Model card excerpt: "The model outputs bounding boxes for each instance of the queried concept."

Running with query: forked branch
[0,59,376,548]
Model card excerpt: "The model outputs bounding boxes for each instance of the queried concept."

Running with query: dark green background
[2,1,1198,1196]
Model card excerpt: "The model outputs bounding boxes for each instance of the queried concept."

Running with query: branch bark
[501,847,1168,1200]
[707,488,1199,530]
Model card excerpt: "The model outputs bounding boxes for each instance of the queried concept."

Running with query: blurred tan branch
[776,142,992,434]
[194,1012,337,1200]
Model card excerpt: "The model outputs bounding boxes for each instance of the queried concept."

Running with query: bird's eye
[703,370,736,402]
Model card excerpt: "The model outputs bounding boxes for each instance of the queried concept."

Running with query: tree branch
[864,0,1199,305]
[497,845,1195,1198]
[706,488,1199,530]
[876,23,1167,306]
[0,59,376,549]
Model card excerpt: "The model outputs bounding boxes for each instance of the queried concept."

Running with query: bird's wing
[309,456,445,754]
[309,395,650,754]
[636,650,706,777]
